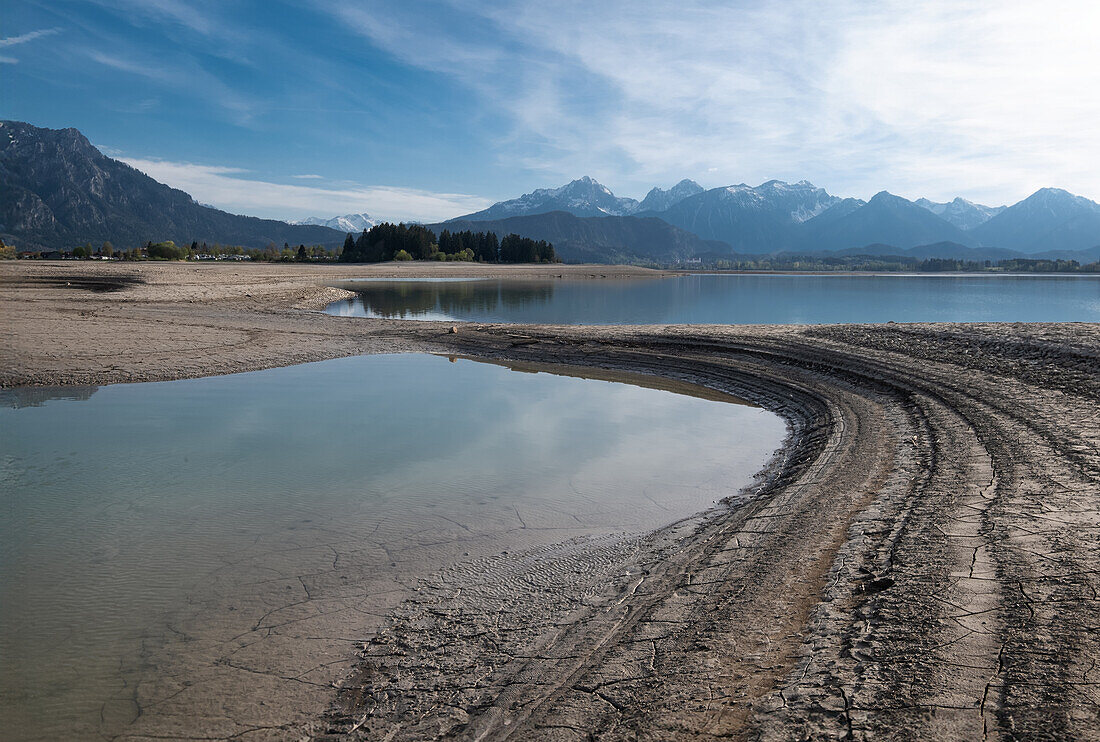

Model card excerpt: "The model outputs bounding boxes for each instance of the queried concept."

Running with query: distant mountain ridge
[969,188,1100,253]
[914,197,1005,230]
[456,176,642,220]
[801,191,975,251]
[430,210,726,263]
[0,120,345,250]
[290,213,378,232]
[2,119,1097,262]
[455,176,1099,258]
[637,179,705,213]
[644,180,842,251]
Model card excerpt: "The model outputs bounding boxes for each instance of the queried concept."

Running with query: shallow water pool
[0,353,785,739]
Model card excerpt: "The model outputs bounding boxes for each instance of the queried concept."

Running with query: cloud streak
[0,27,62,47]
[328,0,1100,204]
[83,48,258,124]
[0,26,62,63]
[119,157,494,222]
[11,1,1097,207]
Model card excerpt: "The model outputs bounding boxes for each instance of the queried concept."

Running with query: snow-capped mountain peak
[1026,187,1100,211]
[707,180,837,222]
[913,197,1006,230]
[637,179,705,213]
[454,177,640,221]
[290,213,378,232]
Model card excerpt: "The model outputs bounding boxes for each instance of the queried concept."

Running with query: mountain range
[2,120,1098,263]
[801,191,974,251]
[458,175,645,220]
[430,211,726,264]
[290,213,378,232]
[0,120,344,251]
[637,180,841,251]
[913,197,1005,230]
[636,179,706,213]
[448,177,1100,260]
[969,188,1100,253]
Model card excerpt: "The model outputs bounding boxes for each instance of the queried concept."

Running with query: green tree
[148,240,188,260]
[498,234,555,263]
[339,233,356,261]
[481,231,499,262]
[357,229,375,261]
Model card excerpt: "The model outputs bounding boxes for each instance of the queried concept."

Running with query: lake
[326,274,1100,324]
[0,353,784,740]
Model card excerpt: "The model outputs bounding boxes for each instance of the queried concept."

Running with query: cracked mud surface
[3,261,1099,740]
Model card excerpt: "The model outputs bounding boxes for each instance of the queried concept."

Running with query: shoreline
[3,261,1098,740]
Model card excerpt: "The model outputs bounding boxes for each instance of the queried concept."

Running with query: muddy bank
[0,261,670,388]
[2,261,1098,740]
[314,322,1099,741]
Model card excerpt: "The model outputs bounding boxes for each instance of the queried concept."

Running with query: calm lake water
[326,274,1100,324]
[0,353,784,740]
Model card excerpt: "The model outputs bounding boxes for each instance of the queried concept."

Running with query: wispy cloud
[12,1,1097,206]
[0,26,62,63]
[61,3,376,129]
[326,0,1100,204]
[84,48,257,123]
[0,27,62,47]
[86,50,168,79]
[119,157,494,222]
[83,0,223,41]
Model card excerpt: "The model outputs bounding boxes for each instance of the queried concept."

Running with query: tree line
[338,223,557,264]
[15,240,337,262]
[705,254,1100,273]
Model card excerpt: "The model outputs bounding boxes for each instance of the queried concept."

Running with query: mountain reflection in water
[331,279,556,321]
[326,274,1100,325]
[0,386,99,408]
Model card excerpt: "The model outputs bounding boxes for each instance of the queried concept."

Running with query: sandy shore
[2,261,1098,740]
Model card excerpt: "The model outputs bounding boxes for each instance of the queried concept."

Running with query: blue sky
[3,1,1098,221]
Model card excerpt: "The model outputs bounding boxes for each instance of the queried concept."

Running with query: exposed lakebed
[0,353,784,739]
[326,273,1100,324]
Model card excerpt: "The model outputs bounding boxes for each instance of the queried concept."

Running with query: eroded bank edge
[317,340,838,739]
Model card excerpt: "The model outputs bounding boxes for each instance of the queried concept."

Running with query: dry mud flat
[2,262,1099,740]
[321,323,1100,742]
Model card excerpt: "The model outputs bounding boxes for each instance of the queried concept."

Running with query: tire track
[319,323,1099,741]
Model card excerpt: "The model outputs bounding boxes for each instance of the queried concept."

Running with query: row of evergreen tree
[338,223,557,263]
[499,233,556,263]
[438,229,500,262]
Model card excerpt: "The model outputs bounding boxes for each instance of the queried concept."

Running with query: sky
[3,0,1099,222]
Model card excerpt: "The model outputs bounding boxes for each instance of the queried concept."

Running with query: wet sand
[2,260,1099,740]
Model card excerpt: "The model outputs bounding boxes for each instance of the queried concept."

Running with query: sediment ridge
[3,261,1098,740]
